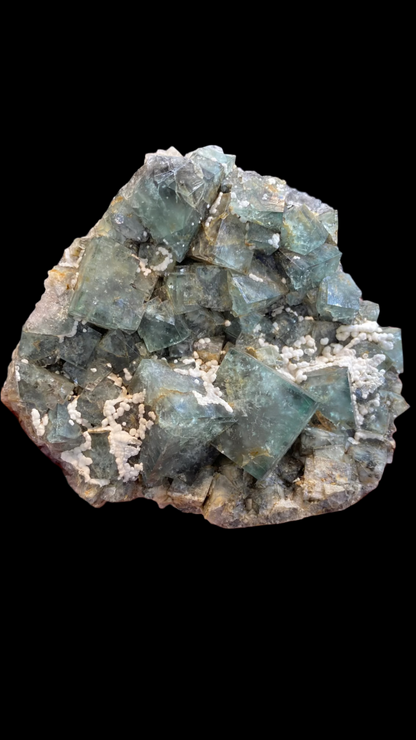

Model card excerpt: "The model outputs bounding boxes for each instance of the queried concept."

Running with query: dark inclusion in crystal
[2,145,408,527]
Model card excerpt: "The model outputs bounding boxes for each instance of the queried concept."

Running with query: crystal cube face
[212,348,318,479]
[301,366,356,430]
[69,237,151,332]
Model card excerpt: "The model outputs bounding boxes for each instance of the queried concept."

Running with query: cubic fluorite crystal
[2,145,408,527]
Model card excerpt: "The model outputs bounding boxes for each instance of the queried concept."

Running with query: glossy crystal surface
[213,348,318,478]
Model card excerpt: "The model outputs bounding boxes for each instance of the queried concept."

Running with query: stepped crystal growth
[2,145,408,527]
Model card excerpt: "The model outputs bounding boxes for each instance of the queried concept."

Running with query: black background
[0,15,412,729]
[1,69,412,598]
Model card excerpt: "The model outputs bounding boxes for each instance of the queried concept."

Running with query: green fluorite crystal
[166,268,203,314]
[212,348,318,479]
[130,358,197,400]
[2,144,407,528]
[137,298,190,352]
[88,431,119,481]
[58,325,102,367]
[278,242,341,291]
[381,328,403,374]
[316,270,362,323]
[352,327,403,374]
[357,299,380,322]
[190,198,254,273]
[227,258,287,316]
[100,195,148,243]
[124,155,204,261]
[76,378,122,427]
[123,146,234,262]
[246,223,281,255]
[181,307,224,339]
[45,402,84,450]
[302,367,356,430]
[69,237,154,332]
[130,358,234,483]
[281,205,328,255]
[19,331,60,367]
[17,362,74,414]
[227,170,286,230]
[191,265,232,312]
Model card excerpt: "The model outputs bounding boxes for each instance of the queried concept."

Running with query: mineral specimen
[2,145,408,526]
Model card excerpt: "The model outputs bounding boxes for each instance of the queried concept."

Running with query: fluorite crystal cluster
[2,145,408,527]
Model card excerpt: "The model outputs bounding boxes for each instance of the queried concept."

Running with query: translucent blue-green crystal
[59,325,102,368]
[223,315,244,341]
[275,318,338,351]
[382,328,403,373]
[191,336,224,363]
[186,145,236,203]
[17,362,74,414]
[317,209,338,245]
[382,389,409,419]
[226,312,274,345]
[359,386,409,436]
[139,426,217,485]
[62,359,110,390]
[155,391,234,442]
[308,320,339,346]
[227,258,287,316]
[246,223,280,255]
[349,439,390,487]
[19,331,60,367]
[76,377,122,426]
[106,196,147,241]
[96,195,148,244]
[210,214,252,269]
[124,149,232,262]
[187,145,236,178]
[138,242,176,274]
[352,336,402,374]
[181,307,224,340]
[165,268,203,314]
[129,358,197,401]
[361,403,391,434]
[227,170,286,230]
[168,340,194,359]
[382,370,403,395]
[94,329,141,373]
[266,311,297,342]
[124,155,204,261]
[281,205,329,255]
[190,214,253,273]
[278,242,341,291]
[89,432,119,480]
[300,427,350,455]
[316,270,361,323]
[92,217,124,243]
[61,329,142,390]
[137,298,190,353]
[356,299,380,323]
[46,402,84,450]
[301,367,356,430]
[212,348,318,479]
[250,344,286,369]
[284,288,308,307]
[166,265,232,315]
[191,264,232,312]
[130,357,233,483]
[69,237,151,332]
